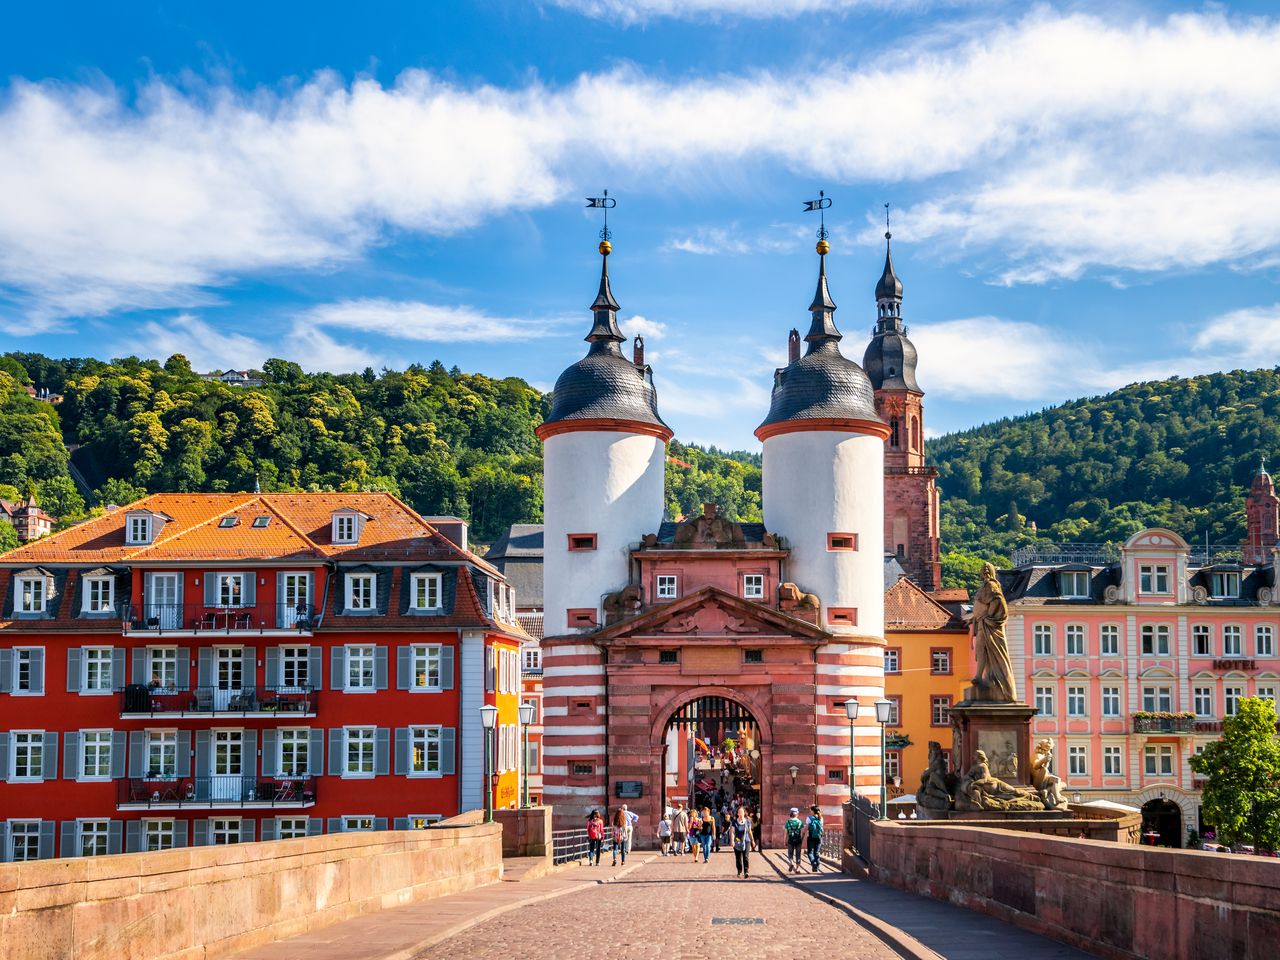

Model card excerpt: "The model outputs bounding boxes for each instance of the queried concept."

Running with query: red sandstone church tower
[862,230,942,590]
[1244,458,1279,565]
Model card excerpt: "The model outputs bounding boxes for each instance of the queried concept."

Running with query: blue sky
[3,1,1280,450]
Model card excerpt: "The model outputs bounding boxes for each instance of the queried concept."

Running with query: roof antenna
[586,190,617,255]
[803,189,832,254]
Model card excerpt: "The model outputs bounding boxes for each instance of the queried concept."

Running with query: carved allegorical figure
[955,750,1041,812]
[917,741,955,810]
[1030,738,1068,810]
[967,562,1017,702]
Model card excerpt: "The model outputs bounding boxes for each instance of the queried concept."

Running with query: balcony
[1131,712,1196,734]
[119,685,318,718]
[117,775,316,810]
[120,603,318,637]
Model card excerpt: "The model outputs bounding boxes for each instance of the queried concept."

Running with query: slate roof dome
[756,251,884,436]
[875,233,904,302]
[541,250,670,434]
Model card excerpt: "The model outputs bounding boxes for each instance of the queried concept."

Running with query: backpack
[807,815,823,840]
[587,819,604,840]
[785,818,803,842]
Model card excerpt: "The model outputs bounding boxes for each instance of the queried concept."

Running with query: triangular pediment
[593,586,828,645]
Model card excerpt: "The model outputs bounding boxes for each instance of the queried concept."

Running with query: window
[1193,686,1214,718]
[485,646,495,692]
[568,608,597,628]
[1103,745,1123,776]
[211,819,242,845]
[1139,564,1170,594]
[884,648,901,674]
[83,648,114,692]
[334,514,358,543]
[410,573,442,611]
[1257,686,1277,707]
[1033,624,1053,656]
[1257,626,1275,657]
[280,647,309,689]
[885,696,901,726]
[12,648,43,694]
[656,575,678,600]
[80,821,109,857]
[570,761,594,778]
[742,574,764,600]
[145,820,175,852]
[345,727,375,776]
[218,517,239,529]
[1068,745,1087,777]
[83,577,114,613]
[930,649,952,675]
[744,649,763,664]
[525,740,539,774]
[345,646,375,690]
[409,726,442,775]
[658,649,679,664]
[1060,571,1090,598]
[567,534,597,551]
[16,576,45,614]
[1035,685,1054,716]
[10,732,45,780]
[127,515,152,545]
[147,732,177,778]
[9,821,40,862]
[885,751,901,783]
[216,573,244,608]
[1223,626,1242,657]
[343,816,375,832]
[1067,686,1087,717]
[827,607,857,626]
[411,645,442,690]
[1065,624,1086,656]
[1224,685,1244,716]
[1142,686,1173,712]
[253,516,271,529]
[930,696,951,726]
[827,533,857,551]
[80,731,113,779]
[1211,571,1240,599]
[147,648,178,690]
[1144,745,1174,777]
[279,729,310,777]
[277,817,308,840]
[346,574,375,611]
[1102,685,1121,718]
[1140,624,1171,656]
[522,645,541,672]
[1192,625,1212,657]
[1100,624,1120,656]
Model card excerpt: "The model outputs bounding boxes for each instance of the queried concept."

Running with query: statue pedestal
[950,698,1036,787]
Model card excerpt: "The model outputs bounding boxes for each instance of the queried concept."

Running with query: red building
[0,492,525,860]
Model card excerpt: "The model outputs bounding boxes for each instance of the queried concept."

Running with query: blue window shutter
[243,731,258,780]
[125,821,142,854]
[111,731,128,779]
[0,648,12,693]
[131,648,147,685]
[175,647,190,690]
[374,646,388,691]
[195,730,211,777]
[275,573,285,627]
[309,729,325,777]
[396,646,411,690]
[193,820,209,847]
[440,728,457,776]
[308,647,322,689]
[240,819,255,843]
[241,647,256,692]
[261,819,277,842]
[38,821,56,859]
[394,728,409,775]
[373,818,387,831]
[440,646,455,691]
[203,575,217,607]
[0,823,7,862]
[172,820,188,848]
[67,648,82,692]
[327,817,342,834]
[265,647,281,689]
[63,733,80,780]
[374,728,390,775]
[308,818,323,836]
[60,821,77,857]
[0,732,9,780]
[176,731,192,777]
[29,648,44,694]
[111,648,125,688]
[197,648,212,688]
[128,731,145,778]
[262,729,279,778]
[328,729,344,776]
[42,732,58,780]
[330,647,344,691]
[393,817,409,830]
[106,821,123,855]
[244,575,256,609]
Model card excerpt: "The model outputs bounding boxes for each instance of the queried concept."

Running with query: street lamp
[873,699,893,819]
[842,699,860,801]
[479,704,499,823]
[519,701,536,808]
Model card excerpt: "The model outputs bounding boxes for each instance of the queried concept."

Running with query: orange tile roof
[885,576,965,631]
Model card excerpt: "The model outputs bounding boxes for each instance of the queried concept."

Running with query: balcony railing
[119,685,318,717]
[118,775,317,809]
[1131,713,1196,734]
[121,603,318,634]
[1011,543,1121,567]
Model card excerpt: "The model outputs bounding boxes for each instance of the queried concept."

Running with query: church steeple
[805,241,842,347]
[874,228,905,332]
[1244,454,1279,565]
[585,242,625,346]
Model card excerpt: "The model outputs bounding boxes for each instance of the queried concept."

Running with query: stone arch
[650,685,774,747]
[1133,784,1197,842]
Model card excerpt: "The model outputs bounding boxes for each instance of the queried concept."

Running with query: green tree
[96,478,147,507]
[0,520,18,554]
[37,475,86,524]
[1190,697,1280,851]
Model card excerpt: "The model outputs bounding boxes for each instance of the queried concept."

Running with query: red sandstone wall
[869,821,1280,960]
[0,823,502,960]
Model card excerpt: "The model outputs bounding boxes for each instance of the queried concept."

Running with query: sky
[3,1,1280,450]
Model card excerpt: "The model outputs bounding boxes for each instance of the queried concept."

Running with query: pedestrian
[698,807,715,863]
[805,804,824,872]
[784,807,804,872]
[671,802,689,858]
[586,809,605,866]
[618,803,639,864]
[657,814,672,855]
[732,804,754,878]
[611,807,627,866]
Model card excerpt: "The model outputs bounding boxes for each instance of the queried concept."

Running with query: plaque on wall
[978,730,1019,780]
[615,780,643,799]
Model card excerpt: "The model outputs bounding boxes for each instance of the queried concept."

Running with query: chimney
[787,328,800,363]
[633,336,645,368]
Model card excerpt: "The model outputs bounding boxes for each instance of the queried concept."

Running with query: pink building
[1003,465,1280,846]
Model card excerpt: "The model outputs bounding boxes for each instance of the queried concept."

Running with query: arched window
[889,418,900,447]
[910,416,920,452]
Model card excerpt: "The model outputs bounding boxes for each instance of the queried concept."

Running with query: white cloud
[1194,303,1280,358]
[296,298,557,342]
[547,0,917,24]
[621,314,667,340]
[665,224,806,256]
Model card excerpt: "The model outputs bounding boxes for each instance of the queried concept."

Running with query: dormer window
[333,512,360,544]
[252,516,270,528]
[16,575,46,613]
[127,514,152,545]
[1210,571,1240,599]
[1059,570,1090,598]
[218,517,239,528]
[1138,564,1170,594]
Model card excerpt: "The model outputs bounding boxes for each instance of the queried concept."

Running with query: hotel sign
[1212,659,1256,671]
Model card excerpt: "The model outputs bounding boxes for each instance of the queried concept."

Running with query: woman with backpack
[783,807,804,872]
[805,804,824,872]
[731,805,755,878]
[657,814,672,855]
[586,810,605,866]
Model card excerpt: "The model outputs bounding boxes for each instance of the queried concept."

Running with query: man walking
[805,804,824,872]
[783,807,804,872]
[670,802,689,858]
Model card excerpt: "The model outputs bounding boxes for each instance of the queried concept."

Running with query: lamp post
[842,699,860,802]
[519,700,535,808]
[873,699,893,819]
[479,704,498,823]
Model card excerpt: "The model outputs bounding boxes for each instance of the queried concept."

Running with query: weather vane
[585,190,617,242]
[803,189,832,240]
[885,201,891,240]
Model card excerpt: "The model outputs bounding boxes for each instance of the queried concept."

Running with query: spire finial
[885,201,891,241]
[804,189,832,255]
[586,190,616,256]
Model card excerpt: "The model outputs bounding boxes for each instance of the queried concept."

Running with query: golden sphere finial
[816,239,830,256]
[599,239,612,256]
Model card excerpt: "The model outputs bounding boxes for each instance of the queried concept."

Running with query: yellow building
[882,578,972,793]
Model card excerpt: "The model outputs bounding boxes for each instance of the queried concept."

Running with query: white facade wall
[543,429,666,635]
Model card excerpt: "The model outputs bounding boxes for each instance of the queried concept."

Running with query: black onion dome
[863,328,921,392]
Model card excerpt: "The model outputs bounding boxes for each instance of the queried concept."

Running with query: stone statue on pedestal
[955,750,1041,812]
[968,562,1017,702]
[917,741,955,811]
[1030,739,1068,810]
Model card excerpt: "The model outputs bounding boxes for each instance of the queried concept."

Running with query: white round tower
[756,239,889,811]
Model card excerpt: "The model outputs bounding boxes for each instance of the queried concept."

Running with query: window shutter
[308,818,323,836]
[107,821,123,855]
[261,819,277,842]
[130,648,146,685]
[374,646,389,691]
[126,821,142,854]
[111,731,128,779]
[330,648,345,691]
[29,648,44,694]
[0,648,11,693]
[309,729,325,777]
[376,570,391,615]
[241,648,256,692]
[175,647,190,690]
[203,575,217,607]
[308,647,323,690]
[327,730,345,776]
[374,728,390,776]
[396,646,412,691]
[243,731,258,780]
[42,732,58,780]
[327,817,343,834]
[275,573,286,628]
[193,821,209,847]
[173,820,188,848]
[440,727,457,776]
[38,821,56,859]
[196,730,211,778]
[440,646,455,691]
[240,820,256,843]
[394,728,410,775]
[60,821,77,857]
[0,732,9,780]
[63,733,80,780]
[128,731,145,778]
[111,648,126,689]
[262,729,279,778]
[244,575,257,609]
[0,822,7,862]
[197,648,213,688]
[393,817,409,830]
[176,731,192,777]
[373,817,387,831]
[265,647,282,689]
[67,647,82,692]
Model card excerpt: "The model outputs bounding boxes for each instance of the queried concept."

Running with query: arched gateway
[661,695,767,827]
